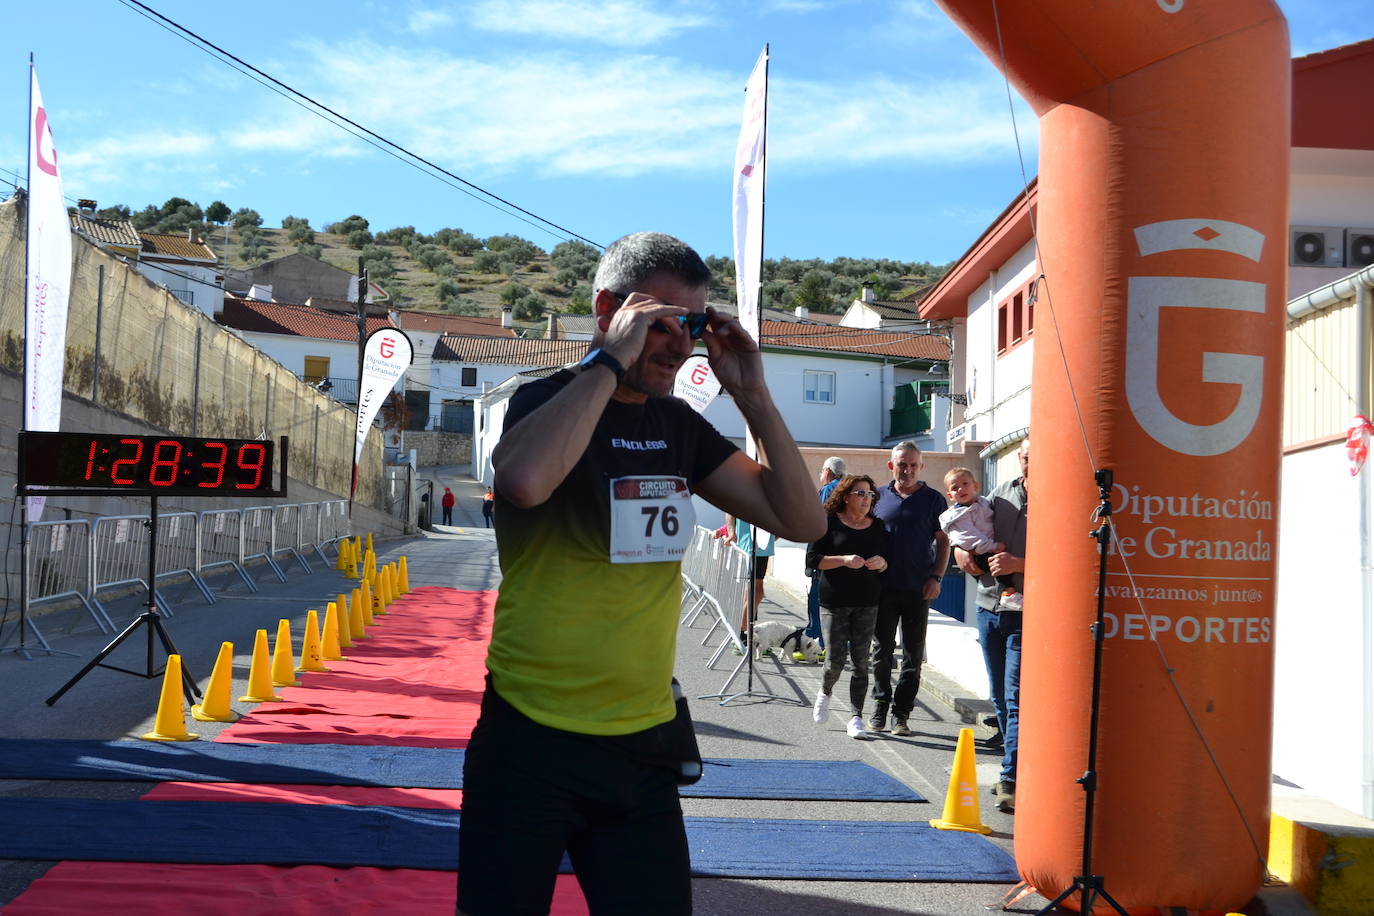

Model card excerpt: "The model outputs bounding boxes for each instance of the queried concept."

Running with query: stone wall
[405,431,472,468]
[0,197,403,606]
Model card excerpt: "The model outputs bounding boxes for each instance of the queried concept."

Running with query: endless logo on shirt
[611,438,668,451]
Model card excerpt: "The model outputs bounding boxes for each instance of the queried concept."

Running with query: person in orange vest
[481,487,494,528]
[441,487,455,526]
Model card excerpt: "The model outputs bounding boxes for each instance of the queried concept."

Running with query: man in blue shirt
[870,442,949,736]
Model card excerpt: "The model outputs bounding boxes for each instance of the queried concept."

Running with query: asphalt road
[0,477,1316,915]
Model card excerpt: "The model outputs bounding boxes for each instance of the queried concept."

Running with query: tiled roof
[548,314,598,336]
[759,320,950,361]
[219,297,396,342]
[140,233,217,261]
[304,297,392,315]
[398,310,516,337]
[759,306,845,324]
[434,335,588,366]
[69,212,141,249]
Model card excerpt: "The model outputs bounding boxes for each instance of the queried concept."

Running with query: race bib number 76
[609,475,695,564]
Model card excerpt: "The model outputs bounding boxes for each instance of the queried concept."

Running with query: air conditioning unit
[1289,226,1344,267]
[1346,228,1374,269]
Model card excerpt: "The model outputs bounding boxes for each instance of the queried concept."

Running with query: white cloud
[407,8,455,33]
[468,0,712,45]
[52,36,1035,196]
[62,132,215,185]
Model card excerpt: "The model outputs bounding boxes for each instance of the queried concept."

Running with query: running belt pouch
[668,677,704,785]
[615,678,703,784]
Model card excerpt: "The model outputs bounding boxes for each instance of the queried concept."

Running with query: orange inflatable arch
[933,0,1288,911]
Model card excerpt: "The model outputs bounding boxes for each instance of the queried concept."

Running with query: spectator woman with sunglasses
[807,474,889,740]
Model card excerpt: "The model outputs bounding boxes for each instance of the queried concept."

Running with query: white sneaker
[813,690,831,723]
[847,716,871,740]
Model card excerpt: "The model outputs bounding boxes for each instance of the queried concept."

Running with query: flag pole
[15,55,36,657]
[745,44,769,695]
[8,54,59,659]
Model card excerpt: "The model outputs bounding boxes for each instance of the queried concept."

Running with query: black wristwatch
[578,348,625,380]
[928,574,943,582]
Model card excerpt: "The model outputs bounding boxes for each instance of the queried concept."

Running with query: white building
[69,212,222,317]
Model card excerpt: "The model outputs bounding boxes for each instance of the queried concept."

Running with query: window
[803,370,835,404]
[303,356,330,383]
[996,281,1036,355]
[461,367,477,387]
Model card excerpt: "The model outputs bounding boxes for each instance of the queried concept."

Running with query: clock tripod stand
[45,494,200,706]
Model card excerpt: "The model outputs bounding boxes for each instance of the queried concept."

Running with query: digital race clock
[19,432,285,497]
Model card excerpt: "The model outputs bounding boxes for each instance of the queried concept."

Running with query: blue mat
[0,798,1015,881]
[690,758,922,802]
[0,739,454,788]
[0,740,921,802]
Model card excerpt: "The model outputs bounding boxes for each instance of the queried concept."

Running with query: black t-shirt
[807,514,889,608]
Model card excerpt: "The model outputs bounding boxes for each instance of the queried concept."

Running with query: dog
[750,620,823,663]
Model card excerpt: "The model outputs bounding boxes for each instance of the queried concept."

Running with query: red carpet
[4,862,589,915]
[6,585,591,914]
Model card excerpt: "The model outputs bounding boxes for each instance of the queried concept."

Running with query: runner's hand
[700,307,764,396]
[602,293,688,366]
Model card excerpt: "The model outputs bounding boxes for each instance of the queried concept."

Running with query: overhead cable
[115,0,602,250]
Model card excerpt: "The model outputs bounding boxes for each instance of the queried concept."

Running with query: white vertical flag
[732,46,768,345]
[354,327,414,464]
[25,62,73,523]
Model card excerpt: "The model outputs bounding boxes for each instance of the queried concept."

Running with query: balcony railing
[301,375,360,404]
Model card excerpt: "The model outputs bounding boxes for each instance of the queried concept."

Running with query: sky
[5,0,1370,265]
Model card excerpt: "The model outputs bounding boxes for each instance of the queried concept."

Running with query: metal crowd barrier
[678,526,750,664]
[241,506,287,583]
[271,504,311,575]
[91,512,212,617]
[200,508,255,592]
[24,519,112,634]
[298,502,324,565]
[18,498,365,637]
[317,500,349,558]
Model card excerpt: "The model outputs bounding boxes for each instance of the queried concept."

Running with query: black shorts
[752,556,770,579]
[457,680,691,915]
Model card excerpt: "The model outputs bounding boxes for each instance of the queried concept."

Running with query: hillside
[105,200,949,334]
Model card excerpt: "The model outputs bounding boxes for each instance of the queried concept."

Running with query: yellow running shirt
[488,371,737,735]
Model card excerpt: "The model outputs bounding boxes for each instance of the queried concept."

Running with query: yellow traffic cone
[371,573,388,616]
[930,728,991,834]
[240,629,281,702]
[366,532,374,554]
[271,619,302,687]
[322,601,346,660]
[381,565,394,608]
[299,609,329,673]
[359,579,377,626]
[399,556,411,594]
[334,540,345,571]
[349,586,370,638]
[335,593,354,648]
[191,641,241,722]
[142,655,198,742]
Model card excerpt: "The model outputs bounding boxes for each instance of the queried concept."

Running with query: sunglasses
[849,490,875,499]
[649,313,711,339]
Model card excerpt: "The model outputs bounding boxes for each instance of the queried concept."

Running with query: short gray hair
[593,232,711,297]
[823,456,846,476]
[891,440,920,456]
